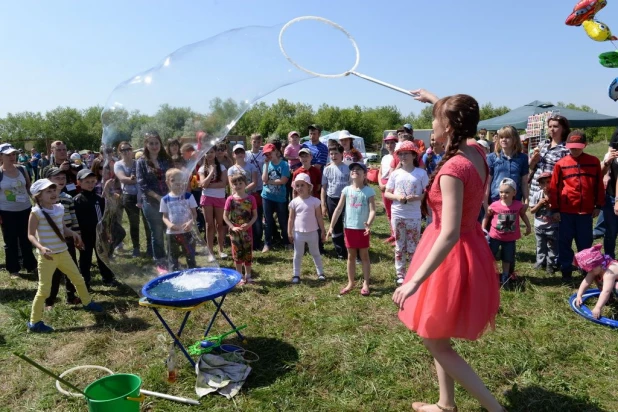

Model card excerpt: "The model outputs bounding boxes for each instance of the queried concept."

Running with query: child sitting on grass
[223,174,258,284]
[483,177,531,287]
[160,168,198,272]
[288,173,326,284]
[27,179,103,333]
[574,244,618,319]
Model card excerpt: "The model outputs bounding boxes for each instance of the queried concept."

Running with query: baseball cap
[566,132,587,149]
[232,144,245,153]
[395,141,419,155]
[500,177,517,192]
[403,123,413,131]
[30,179,56,197]
[537,172,552,181]
[383,133,398,142]
[307,124,322,132]
[339,130,353,140]
[477,140,490,150]
[0,143,18,155]
[299,148,312,156]
[76,169,96,180]
[293,173,313,190]
[44,167,64,178]
[349,162,367,173]
[262,143,277,154]
[287,131,300,139]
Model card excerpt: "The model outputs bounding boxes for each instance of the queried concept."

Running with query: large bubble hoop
[279,16,417,96]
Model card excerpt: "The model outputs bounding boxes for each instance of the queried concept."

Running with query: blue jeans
[263,198,289,247]
[558,212,593,273]
[603,194,618,258]
[142,198,166,260]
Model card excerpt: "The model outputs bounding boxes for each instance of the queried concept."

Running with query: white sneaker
[396,277,404,286]
[207,255,216,263]
[219,252,228,259]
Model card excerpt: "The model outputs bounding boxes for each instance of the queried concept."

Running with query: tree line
[0,98,610,153]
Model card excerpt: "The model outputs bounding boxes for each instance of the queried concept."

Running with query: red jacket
[549,152,605,214]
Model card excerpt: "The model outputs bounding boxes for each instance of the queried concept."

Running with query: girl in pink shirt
[482,178,531,287]
[287,173,326,284]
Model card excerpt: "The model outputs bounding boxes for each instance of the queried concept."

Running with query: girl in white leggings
[287,173,326,283]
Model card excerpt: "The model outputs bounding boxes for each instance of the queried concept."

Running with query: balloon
[599,51,618,67]
[583,19,618,41]
[565,0,607,26]
[608,77,618,101]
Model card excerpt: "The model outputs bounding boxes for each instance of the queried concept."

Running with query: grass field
[0,143,617,411]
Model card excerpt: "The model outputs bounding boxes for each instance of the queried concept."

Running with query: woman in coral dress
[392,90,504,412]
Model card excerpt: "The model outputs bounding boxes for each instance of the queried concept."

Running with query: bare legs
[341,248,370,293]
[202,205,226,256]
[417,338,503,412]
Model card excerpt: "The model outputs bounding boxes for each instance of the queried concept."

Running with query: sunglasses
[120,148,133,153]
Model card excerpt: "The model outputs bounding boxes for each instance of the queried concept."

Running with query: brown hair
[166,138,181,159]
[143,131,171,168]
[91,157,103,180]
[116,140,132,154]
[494,126,522,156]
[421,94,480,216]
[230,173,248,185]
[202,147,222,182]
[547,115,571,142]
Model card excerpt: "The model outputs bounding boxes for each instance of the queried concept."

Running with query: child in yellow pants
[27,178,103,333]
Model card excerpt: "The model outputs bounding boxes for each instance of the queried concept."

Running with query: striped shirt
[59,192,80,234]
[530,140,569,199]
[32,204,68,254]
[302,141,329,168]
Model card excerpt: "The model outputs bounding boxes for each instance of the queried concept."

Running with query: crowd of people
[2,92,618,410]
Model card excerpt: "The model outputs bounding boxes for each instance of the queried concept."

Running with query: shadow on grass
[238,336,299,389]
[0,287,35,304]
[504,385,609,412]
[57,313,151,333]
[515,250,537,264]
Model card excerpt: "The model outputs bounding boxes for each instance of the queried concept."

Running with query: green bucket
[84,373,144,412]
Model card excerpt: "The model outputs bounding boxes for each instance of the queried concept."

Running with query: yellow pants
[30,250,92,323]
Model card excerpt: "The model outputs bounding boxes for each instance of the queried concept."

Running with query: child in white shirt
[384,141,428,285]
[288,173,326,283]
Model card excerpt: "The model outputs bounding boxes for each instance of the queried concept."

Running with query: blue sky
[1,0,617,120]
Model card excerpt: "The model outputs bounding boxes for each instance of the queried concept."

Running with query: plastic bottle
[166,345,178,383]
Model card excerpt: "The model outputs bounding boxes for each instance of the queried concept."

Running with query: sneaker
[396,276,404,286]
[207,255,216,263]
[219,252,228,259]
[83,301,104,312]
[291,276,300,284]
[115,242,124,251]
[317,274,326,281]
[132,248,140,258]
[27,321,54,333]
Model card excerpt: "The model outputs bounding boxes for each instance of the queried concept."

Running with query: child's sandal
[412,402,457,412]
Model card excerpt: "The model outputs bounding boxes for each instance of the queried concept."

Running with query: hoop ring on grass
[56,365,114,398]
[278,16,360,78]
[569,289,618,328]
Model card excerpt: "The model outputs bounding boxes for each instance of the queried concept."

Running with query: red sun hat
[395,141,419,155]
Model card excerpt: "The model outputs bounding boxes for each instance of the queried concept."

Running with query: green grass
[1,143,617,411]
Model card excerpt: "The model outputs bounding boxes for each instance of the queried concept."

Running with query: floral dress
[224,195,256,264]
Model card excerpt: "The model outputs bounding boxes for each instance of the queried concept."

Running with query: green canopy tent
[478,101,618,130]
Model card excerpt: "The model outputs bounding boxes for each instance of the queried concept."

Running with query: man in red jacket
[549,130,605,281]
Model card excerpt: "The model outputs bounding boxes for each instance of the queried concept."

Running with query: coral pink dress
[398,145,499,340]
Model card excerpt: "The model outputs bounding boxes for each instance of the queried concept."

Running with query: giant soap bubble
[96,20,358,294]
